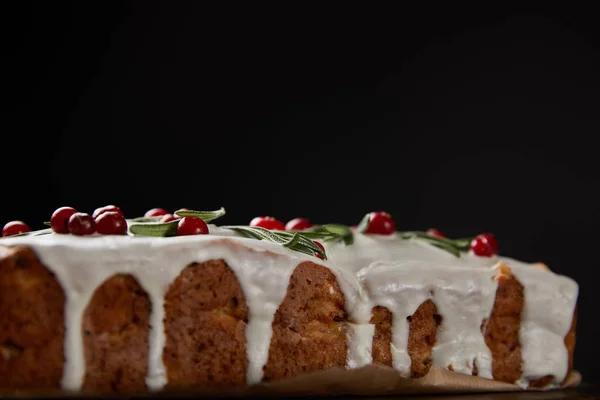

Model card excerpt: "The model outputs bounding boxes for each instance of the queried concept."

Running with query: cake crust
[82,274,151,393]
[264,262,348,381]
[163,260,249,388]
[0,246,64,389]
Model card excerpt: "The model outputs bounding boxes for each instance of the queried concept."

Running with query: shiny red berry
[176,216,209,236]
[92,205,124,219]
[364,212,395,235]
[160,214,178,223]
[249,216,285,230]
[50,206,78,234]
[470,233,499,257]
[314,241,325,259]
[2,221,31,237]
[68,213,96,236]
[145,208,169,218]
[95,211,127,235]
[285,217,313,231]
[426,228,446,238]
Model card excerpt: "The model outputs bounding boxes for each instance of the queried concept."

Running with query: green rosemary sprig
[128,207,226,237]
[175,207,226,222]
[356,213,370,233]
[399,231,472,257]
[222,225,327,259]
[128,216,162,223]
[129,220,179,237]
[298,224,354,245]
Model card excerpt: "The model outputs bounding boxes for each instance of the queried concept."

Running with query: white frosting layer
[500,257,578,387]
[328,236,497,378]
[0,232,363,391]
[0,229,578,390]
[324,234,578,387]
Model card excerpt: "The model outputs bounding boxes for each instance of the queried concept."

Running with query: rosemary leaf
[302,224,354,245]
[356,213,370,233]
[129,216,162,223]
[282,232,301,248]
[399,231,470,258]
[129,221,179,237]
[223,226,327,260]
[175,207,226,222]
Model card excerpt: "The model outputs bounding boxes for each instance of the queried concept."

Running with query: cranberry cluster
[144,207,208,236]
[49,205,127,236]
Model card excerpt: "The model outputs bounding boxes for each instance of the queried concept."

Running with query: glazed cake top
[0,209,579,391]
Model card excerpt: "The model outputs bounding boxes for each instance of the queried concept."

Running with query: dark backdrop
[4,3,599,383]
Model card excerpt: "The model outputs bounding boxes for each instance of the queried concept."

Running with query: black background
[3,3,599,383]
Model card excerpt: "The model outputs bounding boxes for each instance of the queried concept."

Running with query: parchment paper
[0,367,581,398]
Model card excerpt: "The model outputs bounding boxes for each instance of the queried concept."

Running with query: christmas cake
[0,207,579,394]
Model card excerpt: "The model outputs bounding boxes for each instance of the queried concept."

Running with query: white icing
[0,233,362,391]
[500,257,578,387]
[324,234,578,385]
[354,259,496,378]
[0,229,579,390]
[346,323,375,369]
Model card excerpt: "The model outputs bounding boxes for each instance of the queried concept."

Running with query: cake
[0,207,579,395]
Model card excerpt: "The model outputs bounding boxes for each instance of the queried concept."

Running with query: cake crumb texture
[0,246,64,389]
[370,306,393,367]
[82,274,150,393]
[163,260,249,388]
[407,299,440,377]
[263,262,347,380]
[370,300,440,378]
[483,274,524,383]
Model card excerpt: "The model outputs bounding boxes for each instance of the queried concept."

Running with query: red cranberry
[470,233,499,257]
[50,206,78,234]
[68,213,96,236]
[363,212,396,235]
[176,216,209,236]
[2,221,31,237]
[160,214,178,223]
[426,228,446,238]
[145,208,169,218]
[249,216,285,230]
[92,205,124,219]
[285,217,313,231]
[95,211,127,235]
[314,241,325,259]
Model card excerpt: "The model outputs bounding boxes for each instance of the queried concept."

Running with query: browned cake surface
[483,274,524,383]
[263,262,347,380]
[0,246,64,389]
[0,244,580,393]
[407,300,440,377]
[370,306,392,367]
[370,300,440,378]
[82,274,151,393]
[163,260,249,388]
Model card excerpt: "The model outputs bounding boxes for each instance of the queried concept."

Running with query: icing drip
[356,260,496,378]
[346,324,375,369]
[0,228,579,390]
[0,233,362,390]
[500,257,578,388]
